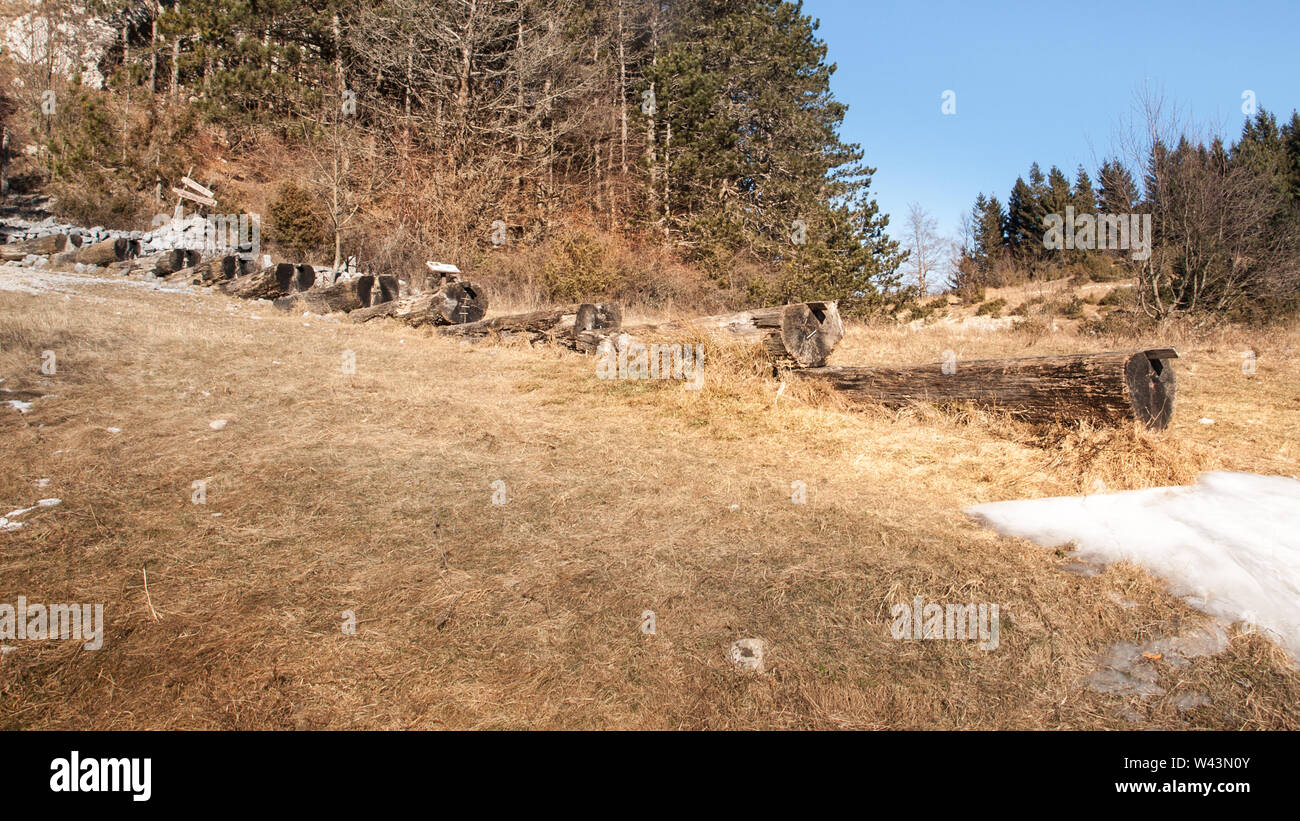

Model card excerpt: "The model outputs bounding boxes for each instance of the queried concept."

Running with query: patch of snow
[966,471,1300,663]
[1199,417,1215,425]
[209,419,228,430]
[105,427,121,433]
[36,498,60,507]
[7,399,32,413]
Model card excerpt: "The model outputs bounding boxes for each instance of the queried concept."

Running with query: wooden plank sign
[172,187,217,208]
[181,176,215,198]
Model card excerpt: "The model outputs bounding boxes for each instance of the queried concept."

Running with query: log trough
[351,280,488,326]
[591,301,843,368]
[798,348,1178,430]
[435,301,621,340]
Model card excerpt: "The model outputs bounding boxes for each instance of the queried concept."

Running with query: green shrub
[976,298,1007,317]
[540,231,624,302]
[268,182,324,258]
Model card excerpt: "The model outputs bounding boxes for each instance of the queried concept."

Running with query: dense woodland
[1,1,1297,321]
[959,106,1300,322]
[0,0,906,312]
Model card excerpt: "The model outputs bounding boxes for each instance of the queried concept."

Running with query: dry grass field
[2,267,1298,729]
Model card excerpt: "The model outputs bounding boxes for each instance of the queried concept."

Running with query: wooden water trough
[351,281,488,326]
[797,348,1178,430]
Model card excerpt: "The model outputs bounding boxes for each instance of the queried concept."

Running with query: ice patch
[966,471,1300,663]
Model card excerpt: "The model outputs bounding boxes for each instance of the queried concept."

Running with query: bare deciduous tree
[904,201,943,294]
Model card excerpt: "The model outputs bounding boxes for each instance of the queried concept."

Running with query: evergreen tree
[1097,159,1139,213]
[651,0,903,306]
[1003,176,1033,256]
[1071,166,1097,213]
[971,192,1005,275]
[1042,165,1072,218]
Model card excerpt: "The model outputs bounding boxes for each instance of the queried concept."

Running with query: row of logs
[2,234,146,266]
[41,235,1164,432]
[17,231,1177,430]
[432,297,1177,429]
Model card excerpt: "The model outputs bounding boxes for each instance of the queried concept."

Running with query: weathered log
[220,264,288,300]
[431,281,488,324]
[623,301,843,368]
[76,237,134,266]
[151,249,202,276]
[272,275,381,314]
[348,281,486,325]
[272,262,316,293]
[348,292,432,324]
[367,275,399,306]
[797,349,1178,430]
[574,301,624,334]
[14,234,77,256]
[438,301,621,339]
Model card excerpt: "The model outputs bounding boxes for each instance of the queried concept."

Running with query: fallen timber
[435,301,622,340]
[272,274,398,314]
[797,348,1178,430]
[350,281,487,326]
[575,301,844,368]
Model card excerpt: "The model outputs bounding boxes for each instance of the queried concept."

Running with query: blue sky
[803,0,1300,240]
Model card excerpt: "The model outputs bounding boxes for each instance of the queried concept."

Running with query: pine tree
[1072,166,1096,213]
[1042,165,1072,220]
[650,0,903,306]
[1004,174,1040,262]
[971,193,1005,275]
[1097,159,1138,213]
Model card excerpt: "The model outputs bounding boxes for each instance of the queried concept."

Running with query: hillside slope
[2,266,1298,729]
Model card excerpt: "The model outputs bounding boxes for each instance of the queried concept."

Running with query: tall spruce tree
[1004,174,1041,263]
[650,0,903,307]
[1097,158,1139,213]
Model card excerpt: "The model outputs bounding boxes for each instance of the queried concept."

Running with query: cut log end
[435,282,488,324]
[1124,349,1177,431]
[574,301,623,334]
[778,301,843,367]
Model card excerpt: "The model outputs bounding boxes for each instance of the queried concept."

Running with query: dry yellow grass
[1,268,1298,729]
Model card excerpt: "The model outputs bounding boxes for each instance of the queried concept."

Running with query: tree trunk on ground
[151,249,201,276]
[273,263,317,293]
[430,281,488,324]
[622,301,843,368]
[272,275,376,314]
[350,281,489,326]
[348,292,435,324]
[437,302,620,339]
[15,233,76,256]
[797,349,1178,430]
[368,275,399,306]
[220,263,286,299]
[76,237,137,266]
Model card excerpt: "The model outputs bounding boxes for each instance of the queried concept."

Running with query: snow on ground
[0,497,60,533]
[0,262,192,296]
[966,471,1300,663]
[907,313,1024,332]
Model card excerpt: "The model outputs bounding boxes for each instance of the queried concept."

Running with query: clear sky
[802,0,1300,241]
